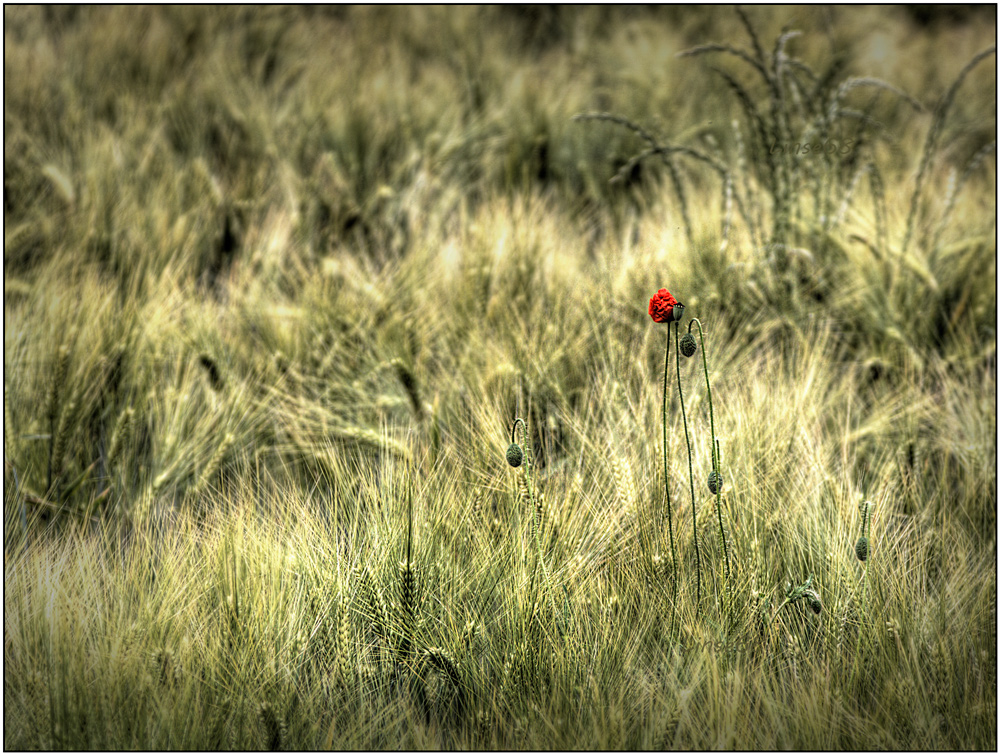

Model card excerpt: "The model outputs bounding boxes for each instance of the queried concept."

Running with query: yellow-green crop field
[4,6,996,749]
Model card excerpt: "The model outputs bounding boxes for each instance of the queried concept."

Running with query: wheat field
[3,6,996,750]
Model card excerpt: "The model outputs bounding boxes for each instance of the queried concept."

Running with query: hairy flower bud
[707,470,723,495]
[680,333,698,357]
[506,443,523,468]
[855,536,869,562]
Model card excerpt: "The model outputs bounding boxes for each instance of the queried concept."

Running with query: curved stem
[675,323,701,617]
[662,325,678,639]
[690,319,731,608]
[511,417,525,446]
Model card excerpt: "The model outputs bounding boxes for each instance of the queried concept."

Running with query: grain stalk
[336,592,353,687]
[507,416,561,638]
[398,478,417,665]
[47,344,71,494]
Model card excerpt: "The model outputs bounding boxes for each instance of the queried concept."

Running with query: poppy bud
[708,470,723,495]
[680,333,697,357]
[855,536,869,562]
[506,443,523,468]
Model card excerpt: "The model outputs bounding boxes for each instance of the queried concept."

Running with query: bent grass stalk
[674,322,702,618]
[851,500,873,683]
[689,318,731,622]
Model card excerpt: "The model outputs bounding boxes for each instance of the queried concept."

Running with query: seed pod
[707,470,723,495]
[672,302,685,322]
[680,333,698,357]
[506,443,523,468]
[855,536,869,562]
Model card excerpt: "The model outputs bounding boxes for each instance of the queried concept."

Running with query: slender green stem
[675,323,701,617]
[662,325,678,638]
[859,501,871,643]
[690,318,731,615]
[513,417,561,638]
[511,418,525,446]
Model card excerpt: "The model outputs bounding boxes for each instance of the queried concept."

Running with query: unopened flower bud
[506,443,523,468]
[680,333,697,357]
[855,536,869,562]
[708,470,723,495]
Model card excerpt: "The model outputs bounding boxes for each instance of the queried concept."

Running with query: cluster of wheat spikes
[575,7,994,301]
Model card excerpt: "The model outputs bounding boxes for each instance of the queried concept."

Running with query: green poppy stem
[662,325,679,639]
[675,323,701,618]
[689,318,731,621]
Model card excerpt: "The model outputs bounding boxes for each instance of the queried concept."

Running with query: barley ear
[257,702,285,751]
[47,344,72,491]
[398,559,417,662]
[107,406,134,466]
[390,358,424,422]
[424,646,465,715]
[192,432,235,498]
[51,397,77,492]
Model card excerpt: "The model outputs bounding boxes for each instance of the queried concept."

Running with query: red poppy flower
[648,288,678,323]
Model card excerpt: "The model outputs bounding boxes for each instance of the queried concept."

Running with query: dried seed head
[806,590,822,615]
[506,443,523,468]
[855,536,869,562]
[708,470,723,495]
[680,333,698,357]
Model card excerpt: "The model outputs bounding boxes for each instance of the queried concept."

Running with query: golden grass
[4,5,995,750]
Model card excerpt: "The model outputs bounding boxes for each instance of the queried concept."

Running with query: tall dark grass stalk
[689,318,731,620]
[674,323,702,618]
[660,325,679,638]
[399,476,416,664]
